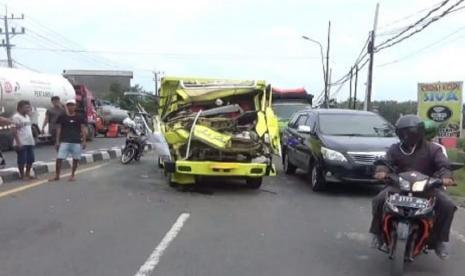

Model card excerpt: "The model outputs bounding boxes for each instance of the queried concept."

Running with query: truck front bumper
[164,160,274,177]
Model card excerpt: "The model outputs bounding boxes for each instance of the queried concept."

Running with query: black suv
[281,108,398,191]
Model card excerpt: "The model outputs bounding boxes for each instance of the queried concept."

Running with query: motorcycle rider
[370,114,457,259]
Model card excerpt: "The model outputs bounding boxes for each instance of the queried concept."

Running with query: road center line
[0,164,106,199]
[134,213,191,276]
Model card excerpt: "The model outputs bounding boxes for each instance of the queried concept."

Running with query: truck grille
[348,152,386,165]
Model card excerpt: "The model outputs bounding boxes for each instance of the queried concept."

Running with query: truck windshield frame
[272,102,310,120]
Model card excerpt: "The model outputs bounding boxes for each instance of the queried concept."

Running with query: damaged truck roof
[161,77,267,103]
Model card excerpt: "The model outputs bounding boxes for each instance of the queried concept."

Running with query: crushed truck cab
[158,77,281,188]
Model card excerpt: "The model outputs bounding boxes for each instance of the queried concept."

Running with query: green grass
[447,148,465,200]
[449,169,465,197]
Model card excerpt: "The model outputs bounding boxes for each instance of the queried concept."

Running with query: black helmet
[395,115,425,148]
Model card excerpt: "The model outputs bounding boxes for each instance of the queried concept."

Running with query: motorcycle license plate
[389,195,429,209]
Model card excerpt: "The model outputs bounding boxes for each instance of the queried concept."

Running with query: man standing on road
[42,96,65,143]
[49,99,87,182]
[11,100,36,180]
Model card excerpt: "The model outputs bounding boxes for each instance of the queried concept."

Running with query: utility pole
[153,71,164,96]
[348,67,353,109]
[353,64,359,109]
[0,6,25,68]
[364,3,379,111]
[324,21,331,108]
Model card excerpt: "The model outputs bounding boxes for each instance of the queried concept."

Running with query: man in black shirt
[49,99,87,182]
[42,96,65,143]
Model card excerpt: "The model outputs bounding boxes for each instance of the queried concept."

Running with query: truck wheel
[246,177,262,189]
[165,172,177,188]
[310,162,326,192]
[283,152,296,174]
[87,125,95,141]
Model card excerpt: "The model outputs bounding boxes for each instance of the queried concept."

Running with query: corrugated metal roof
[62,70,133,78]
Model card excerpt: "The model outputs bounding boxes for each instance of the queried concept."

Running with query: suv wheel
[283,152,297,174]
[310,162,326,192]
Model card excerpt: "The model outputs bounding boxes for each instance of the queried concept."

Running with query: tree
[105,83,157,114]
[337,99,417,124]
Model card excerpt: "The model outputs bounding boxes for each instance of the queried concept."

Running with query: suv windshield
[272,103,310,120]
[319,113,395,137]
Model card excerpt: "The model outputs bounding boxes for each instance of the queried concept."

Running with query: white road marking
[134,213,190,276]
[337,232,370,243]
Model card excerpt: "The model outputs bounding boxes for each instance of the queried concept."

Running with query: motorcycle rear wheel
[121,146,137,164]
[391,239,408,276]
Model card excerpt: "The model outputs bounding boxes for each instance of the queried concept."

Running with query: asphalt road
[1,156,465,276]
[1,137,125,167]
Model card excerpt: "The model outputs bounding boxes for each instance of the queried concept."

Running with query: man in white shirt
[12,100,36,180]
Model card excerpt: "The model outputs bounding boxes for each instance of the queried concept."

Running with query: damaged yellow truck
[157,77,281,189]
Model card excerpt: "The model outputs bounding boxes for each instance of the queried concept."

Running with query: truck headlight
[321,147,347,162]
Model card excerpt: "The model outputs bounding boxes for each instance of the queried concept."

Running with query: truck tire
[87,125,95,141]
[246,177,262,189]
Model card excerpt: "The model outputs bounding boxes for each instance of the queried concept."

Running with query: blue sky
[2,0,465,102]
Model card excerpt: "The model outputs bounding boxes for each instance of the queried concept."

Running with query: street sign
[418,81,463,138]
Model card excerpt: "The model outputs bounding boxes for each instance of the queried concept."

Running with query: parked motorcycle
[120,117,147,164]
[374,159,445,276]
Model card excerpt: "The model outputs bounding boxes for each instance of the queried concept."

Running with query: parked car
[281,108,398,191]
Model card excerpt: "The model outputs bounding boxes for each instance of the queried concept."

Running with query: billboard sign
[418,81,463,137]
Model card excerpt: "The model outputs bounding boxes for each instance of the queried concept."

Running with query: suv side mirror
[297,125,312,134]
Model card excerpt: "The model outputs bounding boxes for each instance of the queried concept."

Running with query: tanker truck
[94,99,129,137]
[0,68,98,150]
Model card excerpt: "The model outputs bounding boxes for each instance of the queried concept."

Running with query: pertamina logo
[4,81,13,93]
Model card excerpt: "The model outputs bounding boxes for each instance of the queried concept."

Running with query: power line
[13,59,38,72]
[377,0,446,32]
[18,33,117,69]
[330,58,369,99]
[23,31,119,67]
[376,0,464,52]
[376,0,450,50]
[377,25,465,67]
[14,46,321,60]
[325,32,370,91]
[7,13,129,69]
